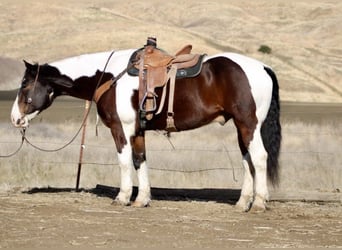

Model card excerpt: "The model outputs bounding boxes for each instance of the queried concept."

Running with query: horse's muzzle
[11,115,29,128]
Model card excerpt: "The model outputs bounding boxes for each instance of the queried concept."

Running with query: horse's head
[11,61,72,128]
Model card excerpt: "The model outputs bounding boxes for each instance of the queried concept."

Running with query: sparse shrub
[258,45,272,54]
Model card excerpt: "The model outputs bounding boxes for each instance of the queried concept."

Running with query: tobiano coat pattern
[11,49,281,212]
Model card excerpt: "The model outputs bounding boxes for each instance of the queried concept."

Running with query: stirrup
[139,92,157,113]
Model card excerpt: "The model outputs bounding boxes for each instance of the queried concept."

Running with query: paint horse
[11,48,281,212]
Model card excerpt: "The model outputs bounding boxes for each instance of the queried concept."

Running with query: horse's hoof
[249,203,267,213]
[113,191,132,206]
[235,196,253,212]
[235,203,250,212]
[111,200,130,206]
[249,195,268,213]
[112,197,130,206]
[131,200,150,208]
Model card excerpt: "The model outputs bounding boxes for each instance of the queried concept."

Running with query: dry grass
[0,0,341,102]
[0,116,340,195]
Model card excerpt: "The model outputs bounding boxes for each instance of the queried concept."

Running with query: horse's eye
[27,97,32,104]
[21,79,28,88]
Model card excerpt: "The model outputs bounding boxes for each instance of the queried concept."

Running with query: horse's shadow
[24,185,240,205]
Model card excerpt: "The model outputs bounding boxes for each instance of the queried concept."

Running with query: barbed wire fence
[0,106,341,193]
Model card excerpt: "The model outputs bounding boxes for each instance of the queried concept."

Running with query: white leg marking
[133,161,151,207]
[115,144,133,205]
[235,154,254,211]
[248,126,268,211]
[115,143,134,205]
[114,120,136,206]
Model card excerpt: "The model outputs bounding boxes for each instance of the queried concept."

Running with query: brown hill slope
[0,0,341,102]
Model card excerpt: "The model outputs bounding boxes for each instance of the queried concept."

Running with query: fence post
[75,100,90,191]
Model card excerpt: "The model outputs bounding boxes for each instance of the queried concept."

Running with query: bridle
[19,51,126,153]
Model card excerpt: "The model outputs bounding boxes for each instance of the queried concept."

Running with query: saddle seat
[143,45,200,69]
[139,45,202,92]
[130,44,203,91]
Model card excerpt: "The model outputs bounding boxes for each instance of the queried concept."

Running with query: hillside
[0,0,341,102]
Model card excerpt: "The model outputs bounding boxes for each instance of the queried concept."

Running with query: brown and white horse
[11,49,281,212]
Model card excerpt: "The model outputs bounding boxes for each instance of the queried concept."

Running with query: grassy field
[0,0,341,102]
[0,99,341,199]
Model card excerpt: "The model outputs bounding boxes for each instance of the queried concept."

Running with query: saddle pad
[127,48,205,79]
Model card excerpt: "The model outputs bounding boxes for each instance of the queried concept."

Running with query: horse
[10,48,281,212]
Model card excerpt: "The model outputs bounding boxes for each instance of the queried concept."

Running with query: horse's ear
[23,60,38,75]
[23,60,33,69]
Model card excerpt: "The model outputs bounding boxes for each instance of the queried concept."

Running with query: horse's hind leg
[248,126,269,212]
[235,130,254,212]
[234,121,268,212]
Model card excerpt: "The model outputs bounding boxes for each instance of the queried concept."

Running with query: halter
[4,52,119,156]
[21,51,117,153]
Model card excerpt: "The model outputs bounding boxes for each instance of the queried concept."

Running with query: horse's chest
[116,80,137,124]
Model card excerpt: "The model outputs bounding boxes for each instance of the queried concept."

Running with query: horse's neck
[50,50,135,101]
[51,51,113,80]
[50,51,114,100]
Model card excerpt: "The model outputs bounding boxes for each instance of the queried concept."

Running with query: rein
[15,51,120,153]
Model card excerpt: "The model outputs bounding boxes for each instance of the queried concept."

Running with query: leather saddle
[127,46,205,79]
[127,38,205,131]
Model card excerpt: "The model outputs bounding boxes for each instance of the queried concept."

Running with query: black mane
[25,62,73,88]
[39,63,61,78]
[25,62,60,78]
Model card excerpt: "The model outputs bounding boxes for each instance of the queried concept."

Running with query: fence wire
[0,129,340,173]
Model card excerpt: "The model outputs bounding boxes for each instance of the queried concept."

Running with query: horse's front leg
[131,134,151,207]
[109,120,135,206]
[115,143,134,206]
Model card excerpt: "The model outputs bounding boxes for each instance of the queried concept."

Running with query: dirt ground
[0,189,341,248]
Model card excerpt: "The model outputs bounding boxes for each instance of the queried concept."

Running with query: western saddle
[93,37,205,132]
[130,37,205,132]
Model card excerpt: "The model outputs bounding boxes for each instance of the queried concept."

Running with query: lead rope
[22,51,116,153]
[0,129,26,158]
